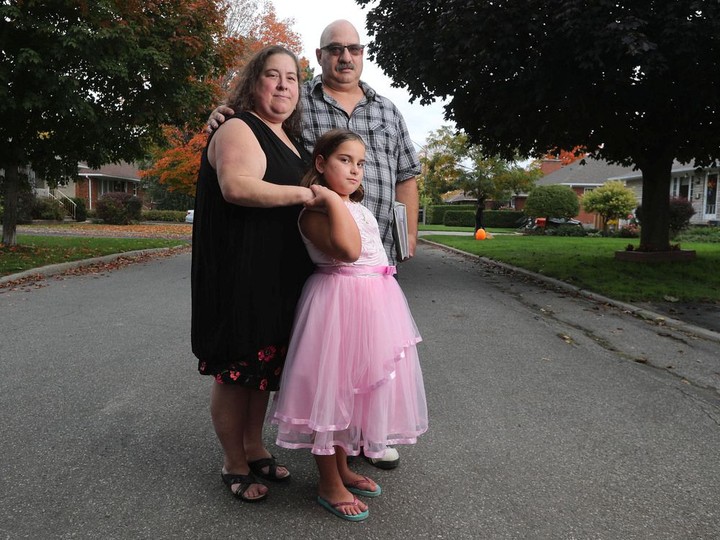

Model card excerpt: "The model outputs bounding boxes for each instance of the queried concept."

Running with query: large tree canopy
[0,0,232,244]
[360,0,720,251]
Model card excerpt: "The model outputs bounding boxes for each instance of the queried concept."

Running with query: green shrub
[126,195,142,220]
[544,224,588,236]
[525,185,580,220]
[636,197,695,238]
[32,196,65,220]
[17,189,35,224]
[613,225,640,238]
[444,210,476,227]
[96,192,142,224]
[71,197,87,222]
[141,209,186,222]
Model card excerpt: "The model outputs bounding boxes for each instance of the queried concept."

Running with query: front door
[705,174,718,220]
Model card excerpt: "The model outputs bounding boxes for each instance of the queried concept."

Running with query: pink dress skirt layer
[271,265,428,457]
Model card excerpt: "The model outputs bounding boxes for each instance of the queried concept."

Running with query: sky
[271,0,451,149]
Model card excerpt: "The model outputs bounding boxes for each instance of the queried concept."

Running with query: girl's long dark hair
[301,129,365,202]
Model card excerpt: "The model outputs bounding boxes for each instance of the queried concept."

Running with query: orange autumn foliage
[143,2,306,198]
[141,126,206,197]
[543,146,586,165]
[250,3,303,55]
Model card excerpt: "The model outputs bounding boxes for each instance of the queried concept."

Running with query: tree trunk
[638,156,673,252]
[2,162,20,246]
[475,198,485,231]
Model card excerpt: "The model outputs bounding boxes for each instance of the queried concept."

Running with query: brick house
[68,162,144,210]
[34,162,145,216]
[515,157,720,227]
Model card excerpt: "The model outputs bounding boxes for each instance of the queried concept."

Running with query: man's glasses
[320,43,365,56]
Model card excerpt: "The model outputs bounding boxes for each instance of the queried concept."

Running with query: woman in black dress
[191,46,315,502]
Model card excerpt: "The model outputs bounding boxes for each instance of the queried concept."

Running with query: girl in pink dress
[271,129,428,521]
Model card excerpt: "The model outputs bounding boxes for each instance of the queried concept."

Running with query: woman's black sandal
[221,471,268,502]
[248,455,291,482]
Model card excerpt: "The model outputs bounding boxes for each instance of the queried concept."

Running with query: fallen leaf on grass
[1,245,190,290]
[18,223,192,239]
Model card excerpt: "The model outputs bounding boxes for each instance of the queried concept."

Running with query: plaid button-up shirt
[300,76,421,264]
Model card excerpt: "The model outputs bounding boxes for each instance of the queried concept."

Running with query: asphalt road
[1,244,719,539]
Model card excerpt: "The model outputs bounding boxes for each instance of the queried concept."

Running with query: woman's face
[252,53,299,123]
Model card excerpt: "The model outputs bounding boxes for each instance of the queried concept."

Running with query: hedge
[429,205,526,228]
[71,197,87,222]
[427,204,476,225]
[444,210,476,227]
[141,210,187,222]
[484,210,525,228]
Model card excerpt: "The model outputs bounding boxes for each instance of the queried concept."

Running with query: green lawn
[0,235,187,277]
[4,225,720,304]
[422,231,720,303]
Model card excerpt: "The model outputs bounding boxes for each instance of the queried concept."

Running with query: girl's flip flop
[317,495,369,521]
[344,475,382,498]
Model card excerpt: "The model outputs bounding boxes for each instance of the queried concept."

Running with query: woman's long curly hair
[225,45,303,139]
[301,128,365,202]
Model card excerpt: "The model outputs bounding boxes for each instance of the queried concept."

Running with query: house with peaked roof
[523,157,720,227]
[33,161,145,217]
[72,162,144,210]
[610,161,719,226]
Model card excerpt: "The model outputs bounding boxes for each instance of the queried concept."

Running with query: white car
[185,210,194,224]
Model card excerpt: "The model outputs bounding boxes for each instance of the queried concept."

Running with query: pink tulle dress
[271,201,428,458]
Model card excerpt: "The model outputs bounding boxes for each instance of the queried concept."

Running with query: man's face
[316,23,364,87]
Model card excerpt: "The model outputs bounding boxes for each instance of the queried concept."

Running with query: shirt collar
[309,75,376,101]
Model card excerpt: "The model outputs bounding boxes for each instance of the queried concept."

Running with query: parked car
[185,210,194,224]
[517,216,583,230]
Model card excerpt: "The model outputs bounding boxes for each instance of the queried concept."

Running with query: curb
[0,247,184,286]
[419,238,720,345]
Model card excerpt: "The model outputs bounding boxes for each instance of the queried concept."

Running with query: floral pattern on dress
[198,343,288,390]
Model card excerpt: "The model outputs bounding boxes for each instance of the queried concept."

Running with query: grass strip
[0,235,187,277]
[423,233,720,303]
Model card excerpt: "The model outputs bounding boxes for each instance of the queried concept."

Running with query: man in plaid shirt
[208,19,421,468]
[300,19,421,265]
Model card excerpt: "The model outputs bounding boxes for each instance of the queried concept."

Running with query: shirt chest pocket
[365,122,398,158]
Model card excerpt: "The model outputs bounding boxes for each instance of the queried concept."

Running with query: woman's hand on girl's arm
[301,186,361,262]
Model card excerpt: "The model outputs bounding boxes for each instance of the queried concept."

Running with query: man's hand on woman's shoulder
[206,105,236,134]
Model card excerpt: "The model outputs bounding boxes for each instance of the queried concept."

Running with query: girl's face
[316,139,366,200]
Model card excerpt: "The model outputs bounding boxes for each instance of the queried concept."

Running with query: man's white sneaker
[363,447,400,470]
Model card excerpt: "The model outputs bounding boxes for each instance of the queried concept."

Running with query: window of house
[672,176,690,199]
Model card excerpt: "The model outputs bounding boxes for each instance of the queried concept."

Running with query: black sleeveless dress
[191,111,313,390]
